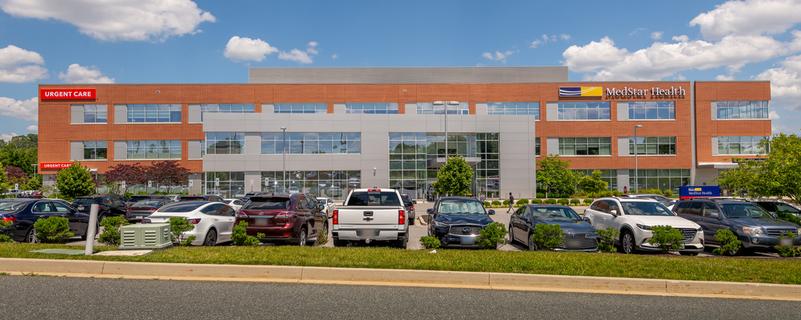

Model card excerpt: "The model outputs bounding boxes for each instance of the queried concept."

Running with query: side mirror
[609,209,619,216]
[426,208,434,215]
[488,209,496,215]
[582,216,590,223]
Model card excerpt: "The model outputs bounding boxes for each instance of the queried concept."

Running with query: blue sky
[2,0,801,138]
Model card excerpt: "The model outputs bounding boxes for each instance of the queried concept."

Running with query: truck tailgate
[337,206,400,225]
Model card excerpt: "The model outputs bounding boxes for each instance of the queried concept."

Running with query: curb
[1,258,800,301]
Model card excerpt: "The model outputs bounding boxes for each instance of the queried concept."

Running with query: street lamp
[633,124,643,194]
[281,127,287,193]
[433,100,461,159]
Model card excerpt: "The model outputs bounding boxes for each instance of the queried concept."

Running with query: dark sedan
[509,205,598,251]
[427,197,495,248]
[0,199,92,242]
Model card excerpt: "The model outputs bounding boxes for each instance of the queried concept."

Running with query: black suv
[72,194,127,219]
[674,199,801,252]
[752,200,801,218]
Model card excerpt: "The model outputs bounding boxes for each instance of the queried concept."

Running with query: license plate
[77,206,85,211]
[253,218,269,226]
[780,238,793,246]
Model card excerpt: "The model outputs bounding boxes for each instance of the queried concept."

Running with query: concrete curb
[1,258,800,301]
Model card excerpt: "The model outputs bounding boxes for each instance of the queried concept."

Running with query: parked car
[235,193,327,246]
[584,197,704,255]
[509,205,598,251]
[333,188,408,248]
[178,194,224,202]
[72,194,127,220]
[125,198,172,222]
[752,200,801,218]
[427,197,496,248]
[223,198,245,212]
[316,197,335,217]
[145,201,235,246]
[125,195,169,208]
[0,198,93,242]
[674,199,801,252]
[625,194,675,208]
[400,194,416,225]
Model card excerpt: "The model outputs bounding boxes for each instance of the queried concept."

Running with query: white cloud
[306,41,318,55]
[672,35,689,42]
[769,110,781,119]
[0,0,215,41]
[690,0,801,40]
[278,49,313,64]
[0,132,18,142]
[563,35,787,80]
[530,33,571,48]
[26,124,37,132]
[331,53,338,60]
[224,36,278,62]
[58,63,114,83]
[0,45,47,83]
[650,31,663,40]
[0,96,37,122]
[757,54,801,110]
[482,50,514,63]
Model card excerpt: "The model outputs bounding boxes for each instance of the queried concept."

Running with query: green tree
[537,155,578,198]
[577,170,608,194]
[433,156,473,196]
[0,134,38,175]
[0,162,10,194]
[22,174,42,190]
[718,134,801,203]
[56,163,95,200]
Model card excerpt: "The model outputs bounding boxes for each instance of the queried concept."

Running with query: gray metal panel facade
[617,137,630,156]
[188,140,202,160]
[546,138,559,156]
[617,102,629,121]
[249,67,567,84]
[114,105,127,124]
[113,141,127,160]
[69,142,83,160]
[188,104,202,123]
[70,106,83,124]
[545,103,558,121]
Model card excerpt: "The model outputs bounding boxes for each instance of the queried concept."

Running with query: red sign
[39,88,96,101]
[39,162,74,171]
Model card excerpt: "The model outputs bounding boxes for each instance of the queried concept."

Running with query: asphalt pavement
[1,276,798,320]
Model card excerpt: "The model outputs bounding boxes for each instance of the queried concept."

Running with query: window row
[558,137,612,156]
[274,103,327,114]
[346,103,399,114]
[629,136,676,155]
[714,101,769,120]
[557,102,611,120]
[416,102,469,115]
[127,140,182,159]
[487,102,540,118]
[628,101,675,120]
[124,104,182,123]
[716,136,769,155]
[261,132,361,154]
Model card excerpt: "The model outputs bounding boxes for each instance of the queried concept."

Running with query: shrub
[557,198,569,205]
[569,199,580,205]
[484,201,492,208]
[477,222,507,249]
[530,224,564,250]
[98,216,128,246]
[583,198,594,205]
[650,226,684,253]
[544,199,557,204]
[516,199,529,206]
[420,236,441,249]
[776,232,801,257]
[0,220,12,243]
[491,200,501,207]
[531,199,543,204]
[596,227,619,253]
[33,216,74,243]
[169,217,195,245]
[232,221,260,246]
[712,229,741,256]
[638,188,664,196]
[502,200,510,206]
[662,189,675,198]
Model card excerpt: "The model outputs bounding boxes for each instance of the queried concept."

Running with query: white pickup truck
[331,188,408,248]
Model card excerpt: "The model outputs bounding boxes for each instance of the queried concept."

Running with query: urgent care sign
[39,162,73,171]
[39,88,96,101]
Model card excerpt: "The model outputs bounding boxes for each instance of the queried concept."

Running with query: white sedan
[224,198,245,212]
[147,201,236,246]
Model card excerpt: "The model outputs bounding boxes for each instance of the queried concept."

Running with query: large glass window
[416,102,469,115]
[628,101,675,120]
[573,169,617,190]
[487,102,540,119]
[205,132,244,155]
[125,104,181,123]
[205,172,245,198]
[195,104,255,120]
[346,103,399,114]
[715,101,769,119]
[82,141,107,160]
[629,136,676,155]
[274,103,327,113]
[261,132,361,154]
[630,169,690,192]
[558,137,612,155]
[389,132,500,199]
[557,102,610,120]
[716,136,769,155]
[75,104,107,123]
[126,140,181,159]
[535,137,541,156]
[262,170,360,200]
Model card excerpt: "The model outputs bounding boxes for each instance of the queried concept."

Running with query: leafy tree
[577,170,608,194]
[5,165,26,185]
[147,160,190,190]
[0,134,38,175]
[433,156,473,196]
[22,174,42,190]
[537,155,578,198]
[56,163,95,200]
[105,163,147,185]
[0,162,9,194]
[718,134,801,204]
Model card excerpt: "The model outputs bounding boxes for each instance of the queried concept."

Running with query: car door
[589,200,612,230]
[606,200,623,230]
[199,203,224,239]
[215,205,236,242]
[677,201,702,223]
[510,206,527,242]
[701,203,726,242]
[297,195,313,236]
[52,201,87,236]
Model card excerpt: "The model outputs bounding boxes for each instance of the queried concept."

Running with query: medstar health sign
[559,86,686,99]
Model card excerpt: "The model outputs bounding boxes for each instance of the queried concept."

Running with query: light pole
[633,124,643,194]
[433,101,460,158]
[281,127,287,193]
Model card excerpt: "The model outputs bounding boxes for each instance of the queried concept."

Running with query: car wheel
[25,228,37,243]
[333,238,347,247]
[203,228,217,246]
[395,237,408,249]
[298,227,308,246]
[408,217,415,226]
[679,251,699,256]
[620,231,635,254]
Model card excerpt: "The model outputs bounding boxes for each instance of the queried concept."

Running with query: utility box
[119,223,172,250]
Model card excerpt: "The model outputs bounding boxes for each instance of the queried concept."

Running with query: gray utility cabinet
[119,224,172,250]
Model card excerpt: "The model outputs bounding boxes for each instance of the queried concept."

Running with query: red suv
[235,193,327,246]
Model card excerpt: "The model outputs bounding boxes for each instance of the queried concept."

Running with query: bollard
[84,204,99,255]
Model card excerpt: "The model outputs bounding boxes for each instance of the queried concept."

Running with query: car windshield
[132,200,163,208]
[179,196,205,201]
[620,201,674,216]
[158,202,205,213]
[722,203,768,218]
[531,207,580,220]
[346,191,401,206]
[244,197,290,210]
[0,201,28,212]
[437,200,486,215]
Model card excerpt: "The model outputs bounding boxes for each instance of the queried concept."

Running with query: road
[0,276,798,320]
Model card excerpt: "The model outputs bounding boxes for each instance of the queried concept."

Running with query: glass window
[628,101,675,120]
[619,201,673,216]
[126,140,181,159]
[558,137,612,155]
[486,102,540,119]
[535,137,540,156]
[346,103,399,114]
[205,172,245,198]
[556,102,610,120]
[82,141,107,160]
[124,104,181,123]
[194,104,255,120]
[205,132,244,155]
[76,104,108,123]
[261,132,360,154]
[716,136,769,155]
[274,103,327,114]
[261,170,360,199]
[416,102,469,115]
[630,169,690,192]
[715,101,769,120]
[629,136,676,155]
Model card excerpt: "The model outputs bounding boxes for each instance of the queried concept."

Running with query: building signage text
[604,86,686,99]
[39,88,97,101]
[38,162,73,171]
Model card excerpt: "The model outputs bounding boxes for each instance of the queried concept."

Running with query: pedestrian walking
[507,192,515,213]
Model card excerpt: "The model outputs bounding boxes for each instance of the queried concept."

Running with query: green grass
[1,243,800,285]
